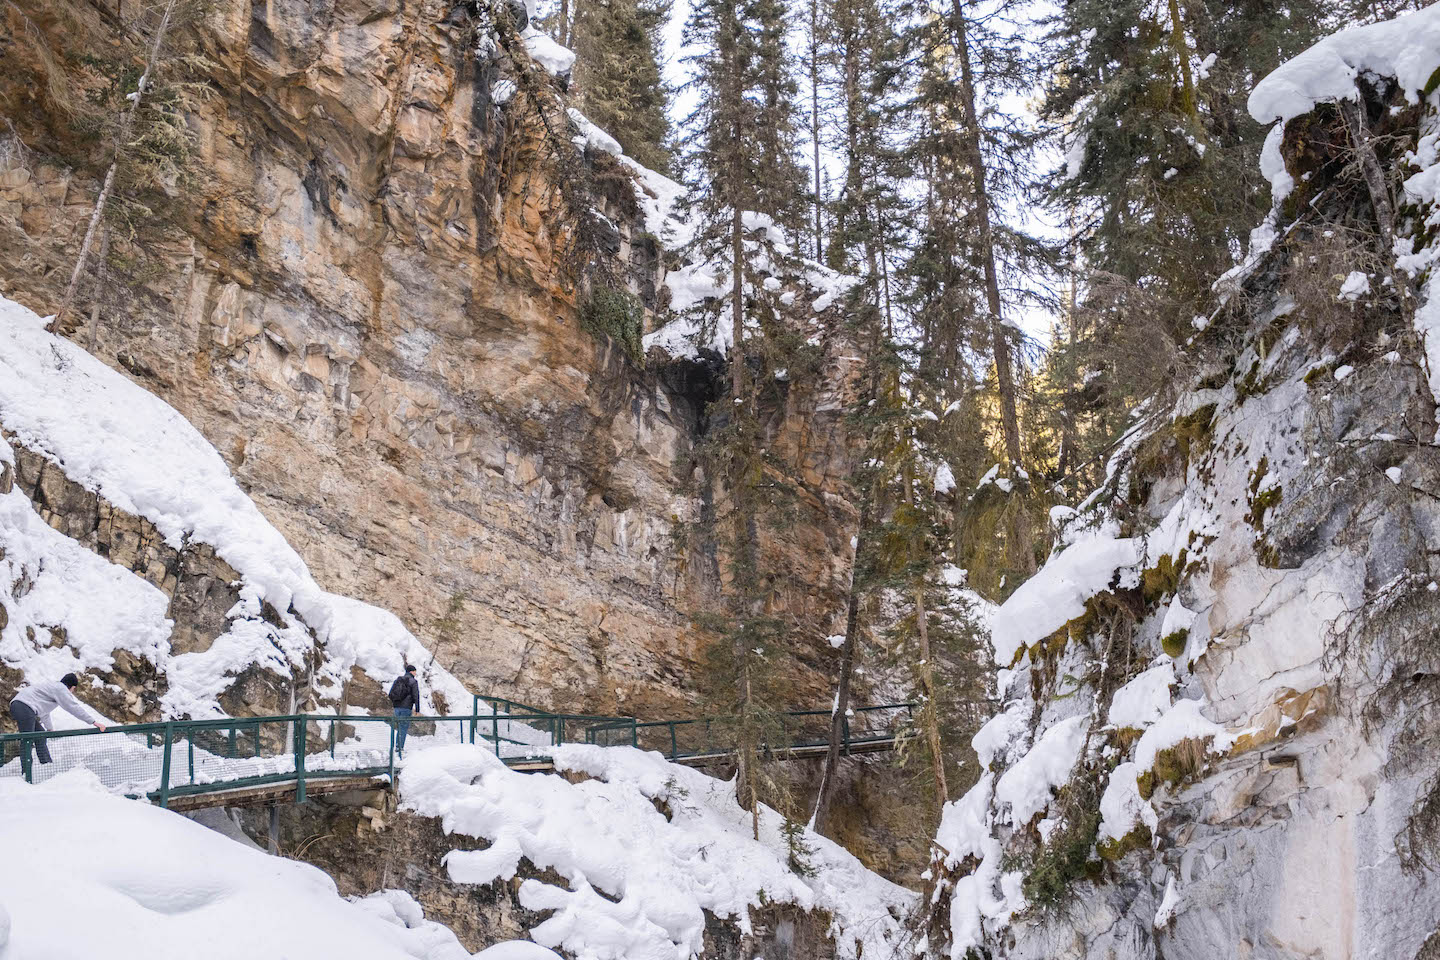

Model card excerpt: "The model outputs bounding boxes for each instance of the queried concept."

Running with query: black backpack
[388,676,410,706]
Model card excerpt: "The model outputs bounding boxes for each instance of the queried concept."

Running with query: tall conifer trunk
[947,0,1034,574]
[809,0,824,261]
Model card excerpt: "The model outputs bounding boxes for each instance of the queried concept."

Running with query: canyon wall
[0,0,860,719]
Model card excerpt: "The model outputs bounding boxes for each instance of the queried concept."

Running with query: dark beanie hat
[60,673,79,688]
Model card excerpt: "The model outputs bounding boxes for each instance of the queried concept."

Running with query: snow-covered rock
[0,294,474,717]
[400,743,914,960]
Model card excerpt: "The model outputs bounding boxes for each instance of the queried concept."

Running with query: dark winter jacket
[389,674,421,711]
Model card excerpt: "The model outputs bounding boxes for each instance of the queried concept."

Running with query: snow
[522,28,576,76]
[1108,662,1175,731]
[1387,466,1404,484]
[992,716,1088,827]
[1159,594,1196,651]
[989,533,1142,665]
[475,944,565,960]
[935,774,994,868]
[827,634,846,649]
[1153,874,1181,928]
[1338,271,1371,301]
[1249,5,1440,126]
[934,462,956,495]
[0,295,473,718]
[1333,364,1355,381]
[568,108,622,156]
[971,701,1027,769]
[399,744,913,960]
[1132,699,1238,773]
[0,770,473,959]
[1098,761,1157,844]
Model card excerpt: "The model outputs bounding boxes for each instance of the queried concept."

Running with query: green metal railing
[0,696,914,808]
[583,703,914,760]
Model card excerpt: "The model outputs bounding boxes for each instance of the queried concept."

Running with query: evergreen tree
[678,0,811,829]
[569,0,674,172]
[1038,0,1329,468]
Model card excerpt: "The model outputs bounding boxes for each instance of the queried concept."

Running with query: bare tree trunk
[557,0,571,47]
[947,0,1034,575]
[55,0,178,331]
[87,225,111,351]
[1339,98,1398,263]
[811,499,870,835]
[809,0,824,262]
[902,464,949,811]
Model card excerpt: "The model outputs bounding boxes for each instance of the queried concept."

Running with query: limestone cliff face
[931,36,1440,960]
[0,0,859,717]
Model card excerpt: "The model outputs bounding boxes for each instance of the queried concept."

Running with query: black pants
[9,700,52,764]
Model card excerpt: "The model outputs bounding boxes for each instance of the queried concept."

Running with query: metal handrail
[0,700,915,807]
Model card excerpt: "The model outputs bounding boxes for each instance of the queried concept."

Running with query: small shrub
[1172,404,1217,466]
[781,817,817,877]
[581,286,644,364]
[1022,805,1101,907]
[1151,737,1210,791]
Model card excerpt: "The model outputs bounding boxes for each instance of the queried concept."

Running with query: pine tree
[678,0,810,830]
[569,0,673,172]
[1038,0,1329,447]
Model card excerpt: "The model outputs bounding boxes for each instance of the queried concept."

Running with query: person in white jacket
[9,673,107,764]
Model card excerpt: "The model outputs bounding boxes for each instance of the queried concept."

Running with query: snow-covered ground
[0,769,511,959]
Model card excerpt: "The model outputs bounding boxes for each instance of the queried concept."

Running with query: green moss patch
[1141,549,1188,607]
[1161,629,1188,659]
[1096,823,1152,861]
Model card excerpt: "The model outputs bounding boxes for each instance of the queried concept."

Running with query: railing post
[159,722,174,809]
[228,725,237,758]
[492,702,500,758]
[19,735,33,784]
[669,722,677,759]
[387,718,397,783]
[188,731,195,784]
[330,719,337,759]
[470,695,478,745]
[294,716,308,804]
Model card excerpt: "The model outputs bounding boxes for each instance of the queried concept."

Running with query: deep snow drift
[0,770,491,960]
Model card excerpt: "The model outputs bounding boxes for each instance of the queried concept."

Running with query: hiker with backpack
[388,665,421,755]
